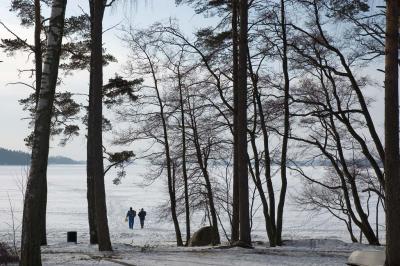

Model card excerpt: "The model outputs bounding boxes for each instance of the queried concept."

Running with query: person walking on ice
[138,208,147,229]
[126,207,136,229]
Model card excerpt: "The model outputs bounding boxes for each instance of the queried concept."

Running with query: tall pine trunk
[20,0,67,264]
[88,0,112,251]
[87,69,98,244]
[384,0,399,264]
[87,1,97,244]
[231,0,240,244]
[34,0,47,246]
[34,0,42,107]
[237,0,251,247]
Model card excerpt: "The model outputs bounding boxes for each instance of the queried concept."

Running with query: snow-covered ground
[37,239,383,266]
[0,164,384,265]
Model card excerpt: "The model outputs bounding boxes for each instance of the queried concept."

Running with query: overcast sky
[0,0,218,160]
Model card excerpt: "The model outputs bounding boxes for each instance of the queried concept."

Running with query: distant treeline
[287,159,383,168]
[0,147,83,165]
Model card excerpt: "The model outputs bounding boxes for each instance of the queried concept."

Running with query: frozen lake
[0,164,384,246]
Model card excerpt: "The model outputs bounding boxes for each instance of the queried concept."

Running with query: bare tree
[289,65,381,244]
[185,88,221,245]
[119,29,184,246]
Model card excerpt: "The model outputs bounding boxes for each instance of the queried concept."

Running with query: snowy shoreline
[35,238,383,266]
[0,164,385,265]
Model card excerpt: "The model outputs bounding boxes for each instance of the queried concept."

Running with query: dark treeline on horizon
[0,147,82,165]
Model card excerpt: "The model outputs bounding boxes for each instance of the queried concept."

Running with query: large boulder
[347,250,385,266]
[188,226,218,247]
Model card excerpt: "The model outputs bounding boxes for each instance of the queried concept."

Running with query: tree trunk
[88,0,112,251]
[346,218,358,243]
[137,42,184,246]
[315,69,380,245]
[33,0,47,247]
[20,0,67,264]
[231,0,240,244]
[384,0,400,264]
[151,59,183,247]
[276,0,289,246]
[325,84,379,245]
[248,50,277,246]
[178,68,191,246]
[86,1,98,243]
[34,0,42,107]
[86,162,97,244]
[188,107,221,245]
[237,0,251,247]
[164,110,183,247]
[40,179,47,246]
[248,132,275,244]
[87,72,98,244]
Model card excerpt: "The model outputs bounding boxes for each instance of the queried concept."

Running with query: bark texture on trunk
[237,0,251,247]
[20,0,67,264]
[385,0,400,264]
[87,1,98,242]
[88,0,112,251]
[87,72,98,244]
[34,0,47,247]
[34,0,43,107]
[40,178,47,246]
[231,0,240,244]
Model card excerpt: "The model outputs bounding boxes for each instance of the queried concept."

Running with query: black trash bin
[67,231,77,243]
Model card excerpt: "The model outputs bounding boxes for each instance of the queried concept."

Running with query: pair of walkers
[126,207,146,229]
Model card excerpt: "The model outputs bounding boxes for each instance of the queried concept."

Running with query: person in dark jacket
[126,207,136,229]
[138,208,147,229]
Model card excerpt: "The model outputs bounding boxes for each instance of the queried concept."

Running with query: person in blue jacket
[126,207,136,229]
